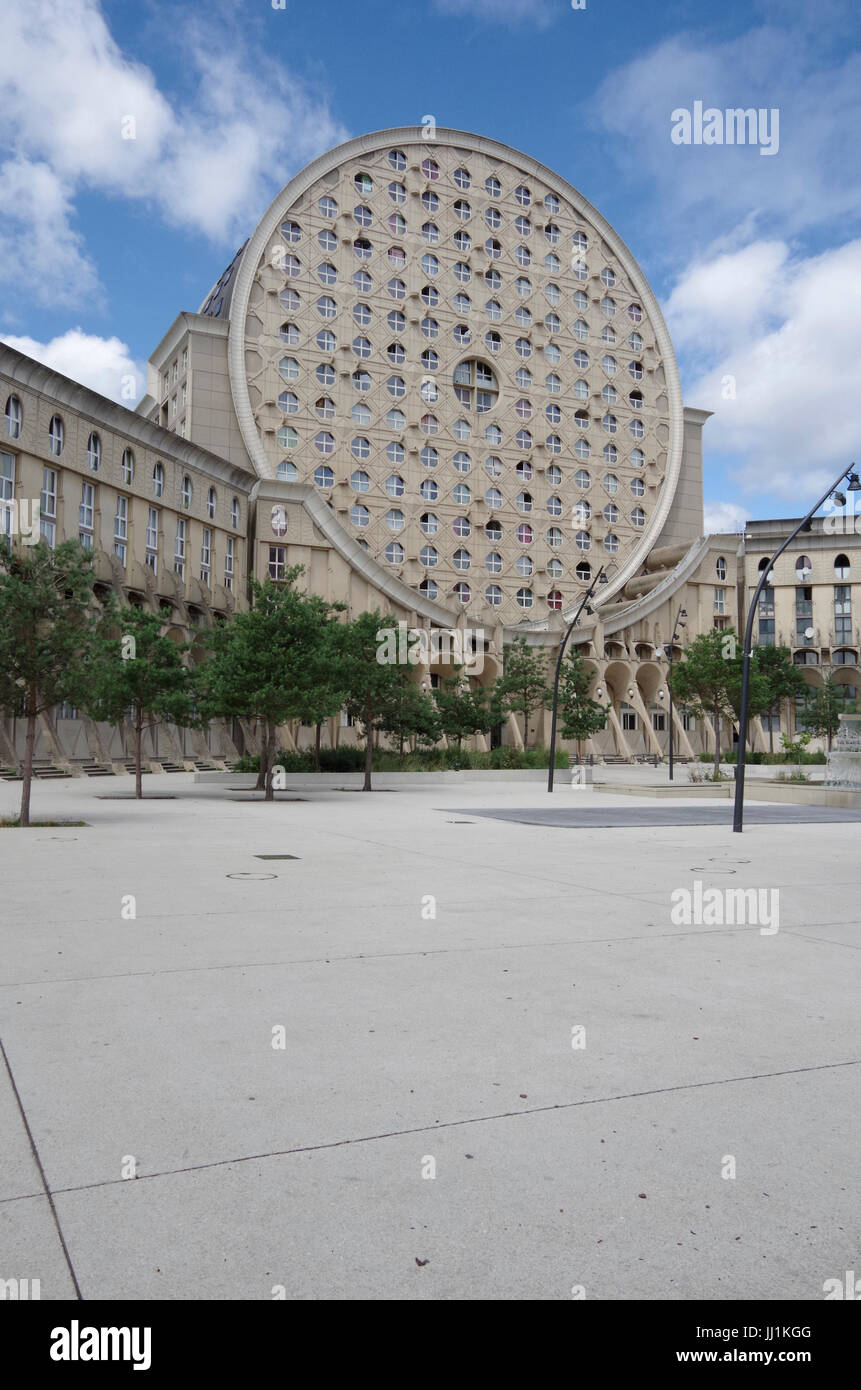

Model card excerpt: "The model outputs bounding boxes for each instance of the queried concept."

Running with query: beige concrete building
[0,344,254,774]
[2,127,858,773]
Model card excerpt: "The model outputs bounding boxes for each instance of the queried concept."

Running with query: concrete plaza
[1,772,858,1301]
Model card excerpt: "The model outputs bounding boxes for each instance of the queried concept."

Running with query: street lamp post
[733,465,861,832]
[547,567,607,792]
[665,605,687,781]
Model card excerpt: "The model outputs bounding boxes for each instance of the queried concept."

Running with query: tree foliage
[341,611,417,790]
[493,636,551,749]
[196,570,346,798]
[557,647,606,757]
[801,671,857,748]
[435,675,501,752]
[672,627,770,774]
[86,603,196,797]
[0,539,99,825]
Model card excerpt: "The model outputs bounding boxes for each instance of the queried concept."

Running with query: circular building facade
[209,128,683,622]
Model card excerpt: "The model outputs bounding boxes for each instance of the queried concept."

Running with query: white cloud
[433,0,557,24]
[0,330,145,404]
[591,31,861,252]
[0,160,100,307]
[704,501,750,535]
[665,241,788,356]
[0,0,349,301]
[671,239,861,501]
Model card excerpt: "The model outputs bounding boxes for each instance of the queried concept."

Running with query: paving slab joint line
[0,1036,83,1299]
[8,1056,858,1207]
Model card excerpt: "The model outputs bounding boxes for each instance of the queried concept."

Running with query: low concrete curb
[194,768,561,787]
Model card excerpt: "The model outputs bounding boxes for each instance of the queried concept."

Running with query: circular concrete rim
[226,126,685,611]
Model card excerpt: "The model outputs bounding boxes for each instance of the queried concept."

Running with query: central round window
[452,359,498,413]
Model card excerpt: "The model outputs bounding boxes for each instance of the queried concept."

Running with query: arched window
[87,432,101,471]
[48,415,64,456]
[716,556,727,581]
[4,395,22,438]
[835,553,850,579]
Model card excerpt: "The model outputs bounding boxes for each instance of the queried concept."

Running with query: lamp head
[847,470,861,492]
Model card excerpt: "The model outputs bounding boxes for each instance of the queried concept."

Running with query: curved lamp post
[733,465,861,832]
[547,567,608,792]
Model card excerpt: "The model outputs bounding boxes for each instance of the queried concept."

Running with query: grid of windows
[248,140,670,615]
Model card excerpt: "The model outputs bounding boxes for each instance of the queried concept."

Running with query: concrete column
[0,720,19,771]
[607,705,633,760]
[670,704,696,760]
[507,710,524,750]
[628,688,662,756]
[37,711,72,770]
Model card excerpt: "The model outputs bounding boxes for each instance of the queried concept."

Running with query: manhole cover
[226,872,277,880]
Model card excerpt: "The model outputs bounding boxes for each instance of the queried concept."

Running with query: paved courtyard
[1,773,858,1300]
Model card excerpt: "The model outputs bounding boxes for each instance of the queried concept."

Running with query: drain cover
[255,854,300,860]
[226,872,277,880]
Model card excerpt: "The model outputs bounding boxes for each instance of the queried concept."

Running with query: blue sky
[1,0,860,530]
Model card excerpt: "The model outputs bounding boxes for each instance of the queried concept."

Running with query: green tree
[751,645,805,752]
[86,604,196,798]
[435,675,500,752]
[802,672,857,750]
[494,636,552,749]
[378,681,441,757]
[286,617,349,770]
[197,570,344,799]
[557,648,606,760]
[0,539,99,826]
[342,611,418,790]
[672,627,768,776]
[723,641,775,755]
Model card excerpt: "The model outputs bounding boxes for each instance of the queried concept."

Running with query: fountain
[825,713,861,787]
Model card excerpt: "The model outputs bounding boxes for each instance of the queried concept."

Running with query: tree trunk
[20,686,37,827]
[314,722,322,772]
[264,719,276,801]
[768,706,774,754]
[713,709,721,778]
[255,716,266,790]
[135,705,143,799]
[363,701,373,791]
